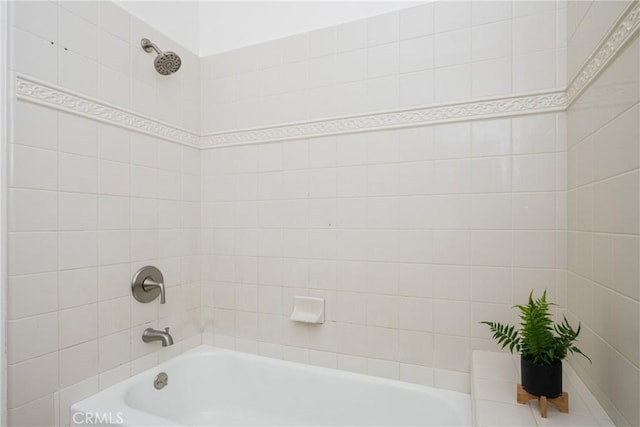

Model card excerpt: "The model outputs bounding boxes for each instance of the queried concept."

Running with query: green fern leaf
[481,290,590,365]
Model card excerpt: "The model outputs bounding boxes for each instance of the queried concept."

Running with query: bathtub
[71,345,472,426]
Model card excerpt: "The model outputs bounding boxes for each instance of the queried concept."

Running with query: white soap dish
[290,296,325,324]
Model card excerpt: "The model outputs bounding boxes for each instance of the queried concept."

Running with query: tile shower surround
[564,2,640,425]
[5,0,639,426]
[7,1,202,425]
[198,0,569,401]
[199,111,568,383]
[199,0,568,133]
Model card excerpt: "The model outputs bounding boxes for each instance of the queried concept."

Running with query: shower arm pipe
[141,38,163,55]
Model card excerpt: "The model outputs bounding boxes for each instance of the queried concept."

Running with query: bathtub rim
[71,344,472,426]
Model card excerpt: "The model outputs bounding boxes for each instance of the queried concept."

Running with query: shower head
[141,38,181,76]
[154,51,182,76]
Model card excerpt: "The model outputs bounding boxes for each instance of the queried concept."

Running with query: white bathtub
[71,345,472,426]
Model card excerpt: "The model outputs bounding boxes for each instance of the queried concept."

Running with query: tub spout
[142,327,174,347]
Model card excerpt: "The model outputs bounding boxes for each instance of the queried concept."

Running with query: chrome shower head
[141,38,181,76]
[154,51,181,75]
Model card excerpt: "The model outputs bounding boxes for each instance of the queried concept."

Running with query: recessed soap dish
[291,296,325,324]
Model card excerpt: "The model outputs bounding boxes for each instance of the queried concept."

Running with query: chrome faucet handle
[131,266,166,304]
[142,277,166,304]
[164,327,170,334]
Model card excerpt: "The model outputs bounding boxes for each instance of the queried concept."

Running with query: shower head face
[154,51,182,75]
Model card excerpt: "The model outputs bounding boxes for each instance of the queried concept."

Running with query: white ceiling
[118,1,424,57]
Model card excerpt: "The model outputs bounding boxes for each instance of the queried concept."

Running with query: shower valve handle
[132,266,166,304]
[142,278,166,304]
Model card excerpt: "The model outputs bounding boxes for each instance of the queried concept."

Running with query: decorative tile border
[14,74,200,147]
[14,0,638,151]
[15,72,567,149]
[200,91,567,147]
[567,1,640,105]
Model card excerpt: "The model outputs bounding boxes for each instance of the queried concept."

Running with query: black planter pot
[520,356,562,398]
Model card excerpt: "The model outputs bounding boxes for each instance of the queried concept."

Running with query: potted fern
[481,290,590,398]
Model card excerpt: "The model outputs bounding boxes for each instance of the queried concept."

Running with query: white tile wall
[7,2,202,424]
[566,19,640,426]
[6,102,203,424]
[566,1,631,83]
[8,0,200,134]
[200,108,567,393]
[199,1,567,134]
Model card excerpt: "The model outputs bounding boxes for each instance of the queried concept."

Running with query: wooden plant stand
[517,384,569,418]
